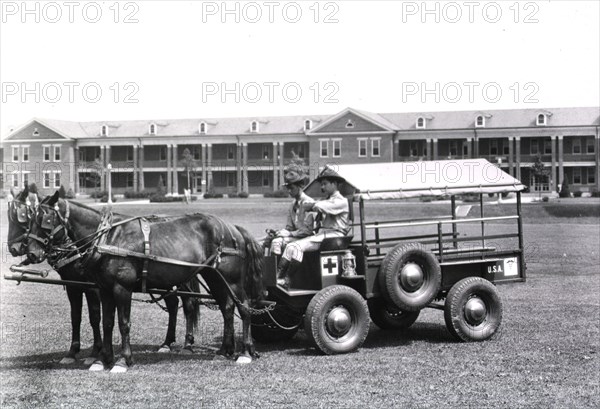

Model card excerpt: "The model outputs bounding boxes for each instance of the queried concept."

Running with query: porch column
[133,145,139,192]
[508,137,514,176]
[236,143,242,192]
[207,144,213,192]
[473,137,479,158]
[426,139,432,161]
[100,146,106,190]
[432,139,438,160]
[105,146,111,191]
[551,136,557,192]
[558,135,564,187]
[278,142,284,188]
[596,133,600,191]
[167,145,172,194]
[172,144,178,195]
[515,137,521,180]
[202,144,208,194]
[138,145,145,191]
[73,146,80,194]
[272,142,278,191]
[466,137,472,159]
[242,143,248,193]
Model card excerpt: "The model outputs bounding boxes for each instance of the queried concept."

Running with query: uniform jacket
[286,192,316,238]
[313,191,350,235]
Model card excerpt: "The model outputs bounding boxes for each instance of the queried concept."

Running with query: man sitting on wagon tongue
[276,168,350,289]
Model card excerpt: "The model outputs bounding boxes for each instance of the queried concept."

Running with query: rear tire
[378,243,441,311]
[444,277,503,342]
[304,285,369,355]
[367,298,420,330]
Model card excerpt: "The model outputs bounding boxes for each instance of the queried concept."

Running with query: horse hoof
[59,357,77,365]
[83,357,97,366]
[157,345,171,353]
[110,364,128,374]
[89,361,105,372]
[236,355,252,365]
[180,347,193,355]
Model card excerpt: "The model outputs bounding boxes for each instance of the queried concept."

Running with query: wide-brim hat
[314,167,346,184]
[283,170,309,187]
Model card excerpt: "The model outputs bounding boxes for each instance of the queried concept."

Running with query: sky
[0,0,598,136]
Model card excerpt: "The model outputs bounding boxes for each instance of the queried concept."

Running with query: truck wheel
[379,243,441,311]
[444,277,503,342]
[251,306,301,343]
[367,298,420,330]
[304,285,369,355]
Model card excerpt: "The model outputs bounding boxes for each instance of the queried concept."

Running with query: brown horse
[7,186,200,365]
[26,191,264,372]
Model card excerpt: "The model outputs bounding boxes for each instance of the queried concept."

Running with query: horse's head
[26,191,70,264]
[7,185,39,257]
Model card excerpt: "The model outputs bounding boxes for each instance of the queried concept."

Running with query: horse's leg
[84,288,102,365]
[158,295,179,353]
[61,286,82,364]
[216,295,236,358]
[111,284,133,373]
[90,289,115,371]
[181,295,196,354]
[236,298,259,364]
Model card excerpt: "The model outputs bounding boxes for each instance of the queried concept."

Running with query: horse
[7,186,200,365]
[26,191,264,372]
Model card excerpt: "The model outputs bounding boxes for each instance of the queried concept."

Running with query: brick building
[2,107,599,195]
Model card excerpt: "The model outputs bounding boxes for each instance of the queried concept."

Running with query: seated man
[277,168,350,289]
[265,169,315,257]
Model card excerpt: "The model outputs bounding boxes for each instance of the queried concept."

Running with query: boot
[276,258,291,289]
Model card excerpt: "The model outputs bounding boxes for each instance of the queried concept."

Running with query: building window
[54,172,61,188]
[251,121,258,133]
[587,138,595,154]
[262,144,270,160]
[43,173,51,188]
[227,145,235,160]
[490,140,498,156]
[43,146,51,161]
[345,120,354,129]
[573,168,581,184]
[23,173,29,187]
[409,141,418,157]
[101,125,108,136]
[12,174,19,188]
[149,124,157,135]
[159,147,167,161]
[476,116,485,127]
[332,140,341,158]
[320,140,329,158]
[416,117,425,129]
[33,128,40,136]
[127,147,134,161]
[449,141,458,156]
[193,147,201,160]
[226,172,236,187]
[573,138,581,154]
[297,144,306,158]
[543,140,552,155]
[199,122,207,134]
[536,114,546,126]
[503,141,510,155]
[463,141,470,156]
[12,146,19,161]
[54,146,61,161]
[262,172,270,187]
[371,138,381,157]
[588,168,595,185]
[304,120,312,131]
[530,139,539,155]
[22,146,29,162]
[358,139,367,157]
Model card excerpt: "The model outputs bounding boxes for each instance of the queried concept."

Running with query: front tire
[304,285,369,355]
[444,277,503,342]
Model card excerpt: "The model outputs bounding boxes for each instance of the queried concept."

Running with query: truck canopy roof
[304,159,526,200]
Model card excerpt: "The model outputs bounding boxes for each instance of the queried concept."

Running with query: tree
[559,178,571,198]
[58,185,67,198]
[530,154,550,199]
[181,148,197,190]
[157,174,166,196]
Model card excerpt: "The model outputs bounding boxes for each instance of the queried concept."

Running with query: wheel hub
[326,306,352,337]
[464,297,487,326]
[400,263,424,292]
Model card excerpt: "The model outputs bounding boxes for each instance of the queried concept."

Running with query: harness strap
[139,218,151,292]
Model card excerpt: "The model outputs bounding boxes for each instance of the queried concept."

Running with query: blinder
[41,212,56,230]
[17,206,29,223]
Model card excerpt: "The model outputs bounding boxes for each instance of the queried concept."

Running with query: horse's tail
[235,225,264,306]
[181,278,201,332]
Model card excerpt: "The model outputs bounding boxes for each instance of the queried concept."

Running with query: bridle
[28,200,72,263]
[7,198,35,248]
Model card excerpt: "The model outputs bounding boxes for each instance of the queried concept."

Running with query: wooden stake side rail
[363,215,519,230]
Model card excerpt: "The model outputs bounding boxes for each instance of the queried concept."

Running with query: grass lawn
[0,198,598,408]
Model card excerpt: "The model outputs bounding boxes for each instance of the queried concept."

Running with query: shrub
[100,195,117,203]
[591,190,600,198]
[559,179,571,198]
[124,190,153,199]
[264,189,289,198]
[58,185,67,198]
[227,193,239,198]
[238,192,249,198]
[90,190,107,199]
[66,188,76,199]
[203,192,224,199]
[574,191,583,198]
[542,196,549,202]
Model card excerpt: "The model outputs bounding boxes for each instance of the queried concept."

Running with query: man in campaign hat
[276,167,350,289]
